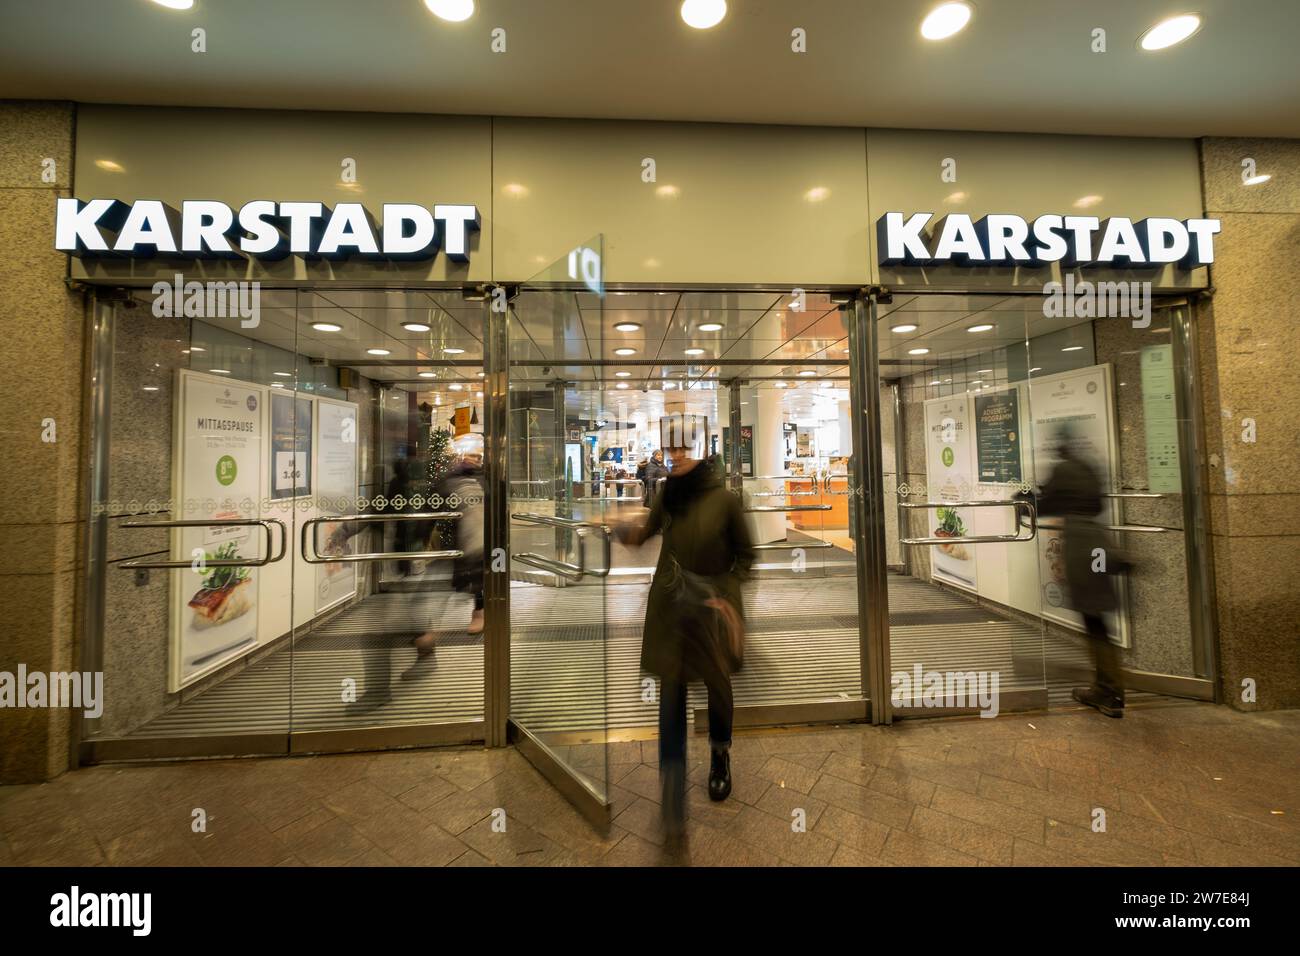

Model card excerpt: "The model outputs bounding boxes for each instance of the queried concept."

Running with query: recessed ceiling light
[680,0,726,30]
[616,382,630,390]
[142,385,160,392]
[615,371,631,378]
[614,322,641,332]
[150,0,194,9]
[967,323,993,332]
[684,347,705,356]
[656,184,680,199]
[367,348,391,356]
[449,383,463,391]
[424,0,474,23]
[798,370,816,377]
[1243,174,1271,186]
[804,186,831,203]
[443,347,465,354]
[312,322,342,332]
[908,348,931,355]
[273,371,291,377]
[920,2,973,41]
[699,322,723,332]
[403,322,431,332]
[614,347,636,355]
[1139,14,1201,51]
[891,324,918,333]
[1062,346,1084,352]
[94,159,126,173]
[419,371,437,378]
[209,368,230,375]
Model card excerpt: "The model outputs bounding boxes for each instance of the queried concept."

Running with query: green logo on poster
[941,447,954,467]
[216,455,237,486]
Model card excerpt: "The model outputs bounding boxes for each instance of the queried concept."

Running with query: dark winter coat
[642,458,670,507]
[1037,452,1118,616]
[639,462,754,678]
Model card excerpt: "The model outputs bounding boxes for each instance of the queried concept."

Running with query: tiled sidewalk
[1,701,1297,867]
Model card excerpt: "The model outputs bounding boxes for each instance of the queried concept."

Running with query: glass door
[506,237,613,826]
[287,290,488,749]
[874,293,1216,723]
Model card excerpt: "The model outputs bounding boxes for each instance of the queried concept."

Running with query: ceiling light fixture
[920,2,973,41]
[311,322,342,332]
[680,0,726,30]
[449,383,463,391]
[798,370,816,377]
[615,371,631,378]
[1139,13,1201,51]
[209,368,230,375]
[424,0,474,23]
[1062,346,1084,352]
[908,348,931,355]
[419,371,437,378]
[684,347,705,356]
[273,371,291,377]
[614,322,641,332]
[443,347,465,354]
[699,323,723,332]
[891,324,918,333]
[150,0,194,9]
[614,347,636,355]
[616,382,629,389]
[403,322,431,332]
[367,348,391,356]
[967,323,993,332]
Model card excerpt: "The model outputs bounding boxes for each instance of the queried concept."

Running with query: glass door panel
[286,290,488,742]
[507,236,612,819]
[881,294,1048,717]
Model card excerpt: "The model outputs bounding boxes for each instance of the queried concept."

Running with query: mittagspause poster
[923,396,977,590]
[172,371,266,689]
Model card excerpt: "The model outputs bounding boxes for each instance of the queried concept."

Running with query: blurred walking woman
[618,448,753,838]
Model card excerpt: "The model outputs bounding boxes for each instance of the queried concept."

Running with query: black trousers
[658,670,733,768]
[1082,612,1125,703]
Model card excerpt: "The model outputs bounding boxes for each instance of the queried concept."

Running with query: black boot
[708,746,732,801]
[1072,685,1124,718]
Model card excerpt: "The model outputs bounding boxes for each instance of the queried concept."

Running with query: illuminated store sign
[54,199,480,261]
[877,212,1220,268]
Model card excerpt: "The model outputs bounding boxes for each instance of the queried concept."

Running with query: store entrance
[869,293,1217,720]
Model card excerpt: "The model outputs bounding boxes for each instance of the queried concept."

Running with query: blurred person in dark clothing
[617,445,754,841]
[1035,426,1128,718]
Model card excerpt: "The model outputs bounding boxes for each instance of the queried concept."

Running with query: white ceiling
[4,0,1298,137]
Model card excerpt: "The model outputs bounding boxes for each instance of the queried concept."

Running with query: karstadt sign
[877,212,1221,269]
[54,198,480,261]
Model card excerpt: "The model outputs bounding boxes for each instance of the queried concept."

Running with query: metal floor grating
[125,573,1132,739]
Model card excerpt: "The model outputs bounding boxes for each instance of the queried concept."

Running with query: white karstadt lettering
[878,212,1219,268]
[55,198,480,261]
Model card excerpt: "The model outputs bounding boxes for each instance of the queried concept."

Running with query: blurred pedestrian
[642,448,669,508]
[1036,426,1129,718]
[617,444,754,841]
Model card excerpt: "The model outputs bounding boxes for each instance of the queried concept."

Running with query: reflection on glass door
[507,236,613,824]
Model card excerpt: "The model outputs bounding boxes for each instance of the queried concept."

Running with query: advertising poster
[923,395,978,590]
[173,371,265,689]
[1140,345,1182,493]
[1029,364,1127,645]
[975,389,1022,485]
[270,392,312,499]
[315,399,359,613]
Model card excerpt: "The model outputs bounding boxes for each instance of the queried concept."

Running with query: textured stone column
[1198,137,1300,710]
[0,101,85,782]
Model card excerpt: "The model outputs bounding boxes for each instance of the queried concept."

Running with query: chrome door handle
[118,518,287,570]
[300,512,464,564]
[899,499,1037,545]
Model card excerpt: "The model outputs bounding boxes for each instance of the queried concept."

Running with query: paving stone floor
[1,701,1297,867]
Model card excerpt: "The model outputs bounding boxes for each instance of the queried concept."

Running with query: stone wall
[1197,138,1300,710]
[0,101,84,782]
